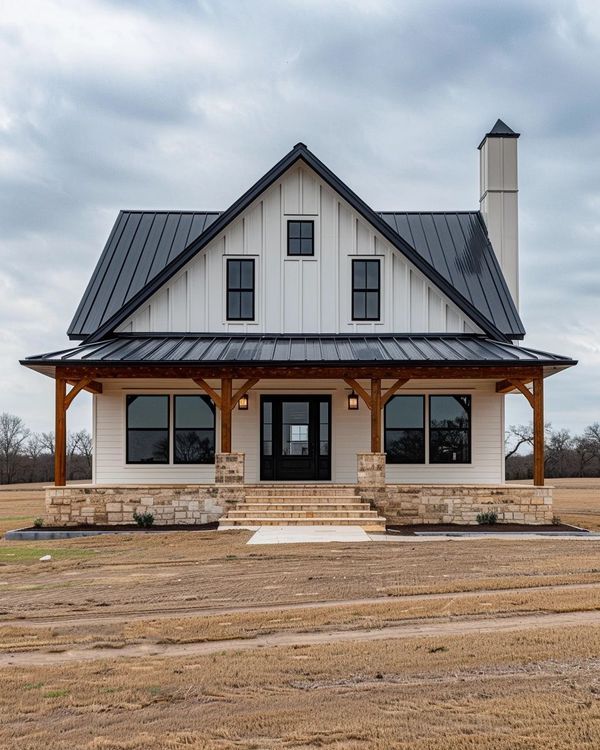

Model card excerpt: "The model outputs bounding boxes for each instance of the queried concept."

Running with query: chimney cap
[478,119,520,150]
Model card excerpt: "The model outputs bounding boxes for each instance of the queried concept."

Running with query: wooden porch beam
[59,364,545,382]
[507,380,534,409]
[55,377,66,487]
[533,376,544,486]
[232,378,259,408]
[192,378,222,409]
[496,378,535,407]
[496,379,517,394]
[370,378,382,452]
[220,378,232,453]
[66,378,103,395]
[381,378,409,406]
[64,377,93,410]
[343,378,371,410]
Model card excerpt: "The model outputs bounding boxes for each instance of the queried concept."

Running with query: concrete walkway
[247,525,371,544]
[245,526,600,545]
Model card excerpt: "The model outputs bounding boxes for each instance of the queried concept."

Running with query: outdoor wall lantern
[238,394,249,410]
[347,390,359,410]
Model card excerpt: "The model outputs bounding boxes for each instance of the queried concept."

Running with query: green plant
[133,509,154,528]
[476,511,498,525]
[552,515,562,525]
[33,517,44,529]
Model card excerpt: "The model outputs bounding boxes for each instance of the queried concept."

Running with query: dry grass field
[0,480,600,748]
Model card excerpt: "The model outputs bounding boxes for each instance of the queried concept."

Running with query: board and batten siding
[93,379,504,485]
[116,165,480,336]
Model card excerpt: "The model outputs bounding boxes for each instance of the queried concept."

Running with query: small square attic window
[287,221,314,256]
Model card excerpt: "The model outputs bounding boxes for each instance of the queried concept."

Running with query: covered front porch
[21,333,576,527]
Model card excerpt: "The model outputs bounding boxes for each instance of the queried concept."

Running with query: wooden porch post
[220,377,232,453]
[533,376,544,486]
[370,378,382,453]
[55,376,67,487]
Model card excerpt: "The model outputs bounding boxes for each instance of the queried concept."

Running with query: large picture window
[287,220,314,256]
[126,395,169,464]
[226,258,255,320]
[174,395,215,464]
[384,395,425,463]
[429,395,471,464]
[352,259,380,320]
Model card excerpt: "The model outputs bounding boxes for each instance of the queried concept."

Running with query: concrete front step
[239,503,368,512]
[244,488,359,498]
[220,517,386,530]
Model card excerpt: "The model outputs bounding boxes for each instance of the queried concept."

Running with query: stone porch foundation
[44,484,245,527]
[44,482,553,527]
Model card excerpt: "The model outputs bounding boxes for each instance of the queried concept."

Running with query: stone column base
[215,452,245,484]
[357,452,386,486]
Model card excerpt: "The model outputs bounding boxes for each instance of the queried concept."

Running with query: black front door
[260,396,331,481]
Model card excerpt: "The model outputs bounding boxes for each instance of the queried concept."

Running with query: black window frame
[384,395,426,464]
[428,394,472,465]
[352,259,381,321]
[226,258,255,321]
[126,394,170,465]
[287,220,314,256]
[173,394,216,465]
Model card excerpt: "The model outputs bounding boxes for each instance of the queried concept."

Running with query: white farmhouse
[22,120,576,529]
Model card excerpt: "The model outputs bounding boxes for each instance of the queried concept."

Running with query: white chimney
[478,119,520,308]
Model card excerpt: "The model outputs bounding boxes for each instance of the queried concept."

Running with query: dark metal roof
[478,119,520,149]
[22,334,576,370]
[67,144,525,343]
[378,212,523,338]
[68,212,220,339]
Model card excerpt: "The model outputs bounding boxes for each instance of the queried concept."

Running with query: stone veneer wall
[45,484,245,527]
[359,484,553,525]
[356,453,553,525]
[44,452,246,527]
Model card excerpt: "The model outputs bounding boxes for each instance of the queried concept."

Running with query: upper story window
[352,259,380,320]
[227,258,255,321]
[429,395,471,464]
[287,220,314,256]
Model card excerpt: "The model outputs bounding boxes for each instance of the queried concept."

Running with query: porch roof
[22,333,576,375]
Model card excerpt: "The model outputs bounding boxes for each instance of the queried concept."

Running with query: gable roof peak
[478,118,520,149]
[293,141,308,150]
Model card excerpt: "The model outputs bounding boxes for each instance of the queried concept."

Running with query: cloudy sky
[1,0,599,436]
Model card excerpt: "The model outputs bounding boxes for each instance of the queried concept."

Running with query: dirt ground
[1,480,600,748]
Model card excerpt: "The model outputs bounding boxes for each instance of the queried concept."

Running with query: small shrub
[33,517,44,529]
[552,515,562,526]
[476,511,498,525]
[133,509,154,528]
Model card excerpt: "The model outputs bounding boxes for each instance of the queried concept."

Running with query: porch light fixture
[347,390,359,410]
[238,394,249,410]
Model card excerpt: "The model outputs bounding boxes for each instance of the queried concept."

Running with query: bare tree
[40,432,55,457]
[545,428,572,476]
[504,422,552,460]
[24,433,44,481]
[0,413,30,484]
[573,434,595,477]
[72,429,93,475]
[505,423,534,459]
[584,423,600,461]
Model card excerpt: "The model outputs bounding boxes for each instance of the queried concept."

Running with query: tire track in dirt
[3,580,600,628]
[2,609,599,667]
